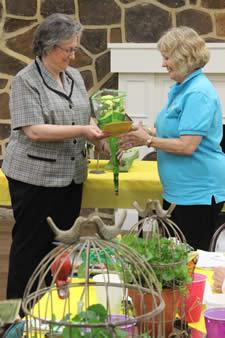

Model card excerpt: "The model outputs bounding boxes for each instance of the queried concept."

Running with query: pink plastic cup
[204,307,225,337]
[183,273,207,323]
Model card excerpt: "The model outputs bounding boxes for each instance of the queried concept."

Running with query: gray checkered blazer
[2,58,91,186]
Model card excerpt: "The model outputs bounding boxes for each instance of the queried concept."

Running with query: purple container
[204,307,225,338]
[108,314,136,336]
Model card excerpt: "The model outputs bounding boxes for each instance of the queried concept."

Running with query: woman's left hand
[117,122,150,151]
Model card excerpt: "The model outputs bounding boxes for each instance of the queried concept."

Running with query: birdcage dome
[121,199,192,337]
[126,199,191,287]
[22,211,164,338]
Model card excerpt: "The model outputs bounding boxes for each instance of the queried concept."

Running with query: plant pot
[129,287,182,338]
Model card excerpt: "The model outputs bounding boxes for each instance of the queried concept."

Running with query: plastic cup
[204,307,225,337]
[108,314,136,336]
[183,273,207,323]
[92,273,123,313]
[189,327,204,338]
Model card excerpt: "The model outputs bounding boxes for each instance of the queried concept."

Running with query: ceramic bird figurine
[133,199,176,219]
[153,200,176,219]
[47,216,85,245]
[47,209,127,244]
[133,199,154,218]
[91,209,127,240]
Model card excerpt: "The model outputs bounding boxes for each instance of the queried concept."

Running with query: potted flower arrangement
[91,89,132,194]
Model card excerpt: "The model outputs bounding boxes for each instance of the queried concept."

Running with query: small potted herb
[120,233,191,337]
[121,234,191,289]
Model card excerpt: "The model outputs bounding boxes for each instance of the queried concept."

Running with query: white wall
[109,43,225,127]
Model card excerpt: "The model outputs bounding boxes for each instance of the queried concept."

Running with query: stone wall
[1,0,225,163]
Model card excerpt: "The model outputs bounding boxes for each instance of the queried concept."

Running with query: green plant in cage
[120,234,191,289]
[45,304,152,338]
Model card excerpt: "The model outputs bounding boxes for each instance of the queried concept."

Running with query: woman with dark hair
[118,26,225,250]
[2,13,108,303]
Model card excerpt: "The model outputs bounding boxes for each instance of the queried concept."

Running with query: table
[0,160,163,208]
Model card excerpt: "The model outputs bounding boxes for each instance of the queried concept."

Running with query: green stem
[108,136,119,195]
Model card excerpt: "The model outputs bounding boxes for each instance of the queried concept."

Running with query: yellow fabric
[28,279,96,337]
[0,160,162,208]
[82,159,162,208]
[32,278,97,320]
[0,169,11,206]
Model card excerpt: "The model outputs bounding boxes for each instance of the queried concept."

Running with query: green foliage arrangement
[91,89,127,194]
[45,304,151,338]
[63,304,128,338]
[120,234,191,289]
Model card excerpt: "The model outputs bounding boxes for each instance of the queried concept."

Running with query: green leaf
[62,326,81,338]
[140,333,152,337]
[120,233,190,288]
[87,304,108,322]
[77,263,86,278]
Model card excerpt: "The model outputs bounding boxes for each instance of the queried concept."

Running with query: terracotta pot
[129,287,182,338]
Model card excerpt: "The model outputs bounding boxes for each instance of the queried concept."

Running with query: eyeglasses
[55,45,79,55]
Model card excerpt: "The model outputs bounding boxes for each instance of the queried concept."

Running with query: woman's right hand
[117,122,150,152]
[81,125,109,142]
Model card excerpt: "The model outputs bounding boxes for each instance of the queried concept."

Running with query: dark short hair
[32,13,82,57]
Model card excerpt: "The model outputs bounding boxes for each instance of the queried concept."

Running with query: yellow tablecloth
[0,160,162,208]
[0,170,11,207]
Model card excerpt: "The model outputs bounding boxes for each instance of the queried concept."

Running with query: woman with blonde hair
[118,26,225,250]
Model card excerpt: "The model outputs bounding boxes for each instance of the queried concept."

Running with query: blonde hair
[157,26,210,76]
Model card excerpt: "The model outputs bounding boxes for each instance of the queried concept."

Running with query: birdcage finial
[47,210,127,244]
[133,199,176,219]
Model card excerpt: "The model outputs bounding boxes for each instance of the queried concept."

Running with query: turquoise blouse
[156,68,225,205]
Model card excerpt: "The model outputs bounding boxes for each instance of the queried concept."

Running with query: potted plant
[120,233,191,337]
[91,89,131,195]
[118,198,194,338]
